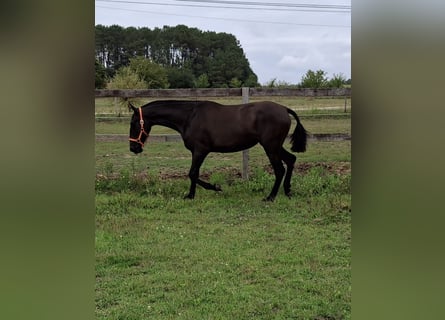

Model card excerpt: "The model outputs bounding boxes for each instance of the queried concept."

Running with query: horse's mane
[142,100,222,109]
[142,100,197,108]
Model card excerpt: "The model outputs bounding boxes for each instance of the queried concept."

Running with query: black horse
[129,100,307,201]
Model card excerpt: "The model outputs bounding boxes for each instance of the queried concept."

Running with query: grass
[96,167,351,319]
[95,139,351,319]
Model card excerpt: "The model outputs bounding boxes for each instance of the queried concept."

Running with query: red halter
[129,107,149,147]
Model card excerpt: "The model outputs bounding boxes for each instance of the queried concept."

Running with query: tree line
[265,70,351,89]
[95,24,259,89]
[95,24,350,90]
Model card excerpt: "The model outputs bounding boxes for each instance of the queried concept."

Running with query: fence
[95,87,351,179]
[95,87,351,99]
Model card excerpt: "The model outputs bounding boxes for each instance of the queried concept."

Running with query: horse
[128,100,307,201]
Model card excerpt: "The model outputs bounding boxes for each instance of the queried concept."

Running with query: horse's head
[128,102,150,154]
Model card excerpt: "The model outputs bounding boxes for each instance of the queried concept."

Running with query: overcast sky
[95,0,351,84]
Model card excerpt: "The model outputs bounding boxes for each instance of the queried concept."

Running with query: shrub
[106,66,148,89]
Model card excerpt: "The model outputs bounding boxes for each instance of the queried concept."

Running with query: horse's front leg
[184,151,208,199]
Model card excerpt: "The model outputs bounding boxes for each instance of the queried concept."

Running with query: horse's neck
[145,103,192,134]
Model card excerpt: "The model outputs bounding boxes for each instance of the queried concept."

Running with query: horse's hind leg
[197,179,222,192]
[264,151,285,201]
[281,148,297,197]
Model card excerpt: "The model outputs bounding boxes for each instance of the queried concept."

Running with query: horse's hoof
[263,196,275,202]
[214,184,222,192]
[184,194,194,200]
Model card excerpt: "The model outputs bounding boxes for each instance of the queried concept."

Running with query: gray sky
[95,0,351,84]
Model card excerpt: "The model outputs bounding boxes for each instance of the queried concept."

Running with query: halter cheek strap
[129,107,149,147]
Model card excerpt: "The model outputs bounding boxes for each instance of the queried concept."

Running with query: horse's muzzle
[130,143,143,154]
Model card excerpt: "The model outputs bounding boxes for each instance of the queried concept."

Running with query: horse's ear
[128,101,137,113]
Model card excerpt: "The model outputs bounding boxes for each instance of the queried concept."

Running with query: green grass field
[95,97,351,319]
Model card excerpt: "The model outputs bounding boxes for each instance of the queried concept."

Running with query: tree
[298,69,329,88]
[265,78,277,88]
[229,77,242,88]
[128,57,169,89]
[166,67,195,88]
[95,59,107,89]
[95,25,259,88]
[243,74,259,87]
[105,24,126,70]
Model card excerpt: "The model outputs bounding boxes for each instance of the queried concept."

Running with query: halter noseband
[129,107,149,147]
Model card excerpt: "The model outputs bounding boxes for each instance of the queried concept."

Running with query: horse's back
[247,101,290,121]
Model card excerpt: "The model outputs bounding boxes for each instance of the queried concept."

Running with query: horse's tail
[287,108,308,153]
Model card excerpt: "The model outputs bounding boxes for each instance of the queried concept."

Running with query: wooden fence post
[242,87,249,180]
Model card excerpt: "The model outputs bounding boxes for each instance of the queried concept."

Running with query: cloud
[277,55,308,69]
[277,55,308,70]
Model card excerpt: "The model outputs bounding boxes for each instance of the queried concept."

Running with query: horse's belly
[210,134,258,152]
[212,141,258,153]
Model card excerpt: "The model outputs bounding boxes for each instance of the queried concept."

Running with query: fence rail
[96,133,351,143]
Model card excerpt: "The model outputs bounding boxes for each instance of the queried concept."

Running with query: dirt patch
[296,161,350,175]
[156,162,350,180]
[259,161,350,176]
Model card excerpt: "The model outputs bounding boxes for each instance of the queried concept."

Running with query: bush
[195,74,210,88]
[328,73,347,88]
[106,66,148,89]
[129,57,169,89]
